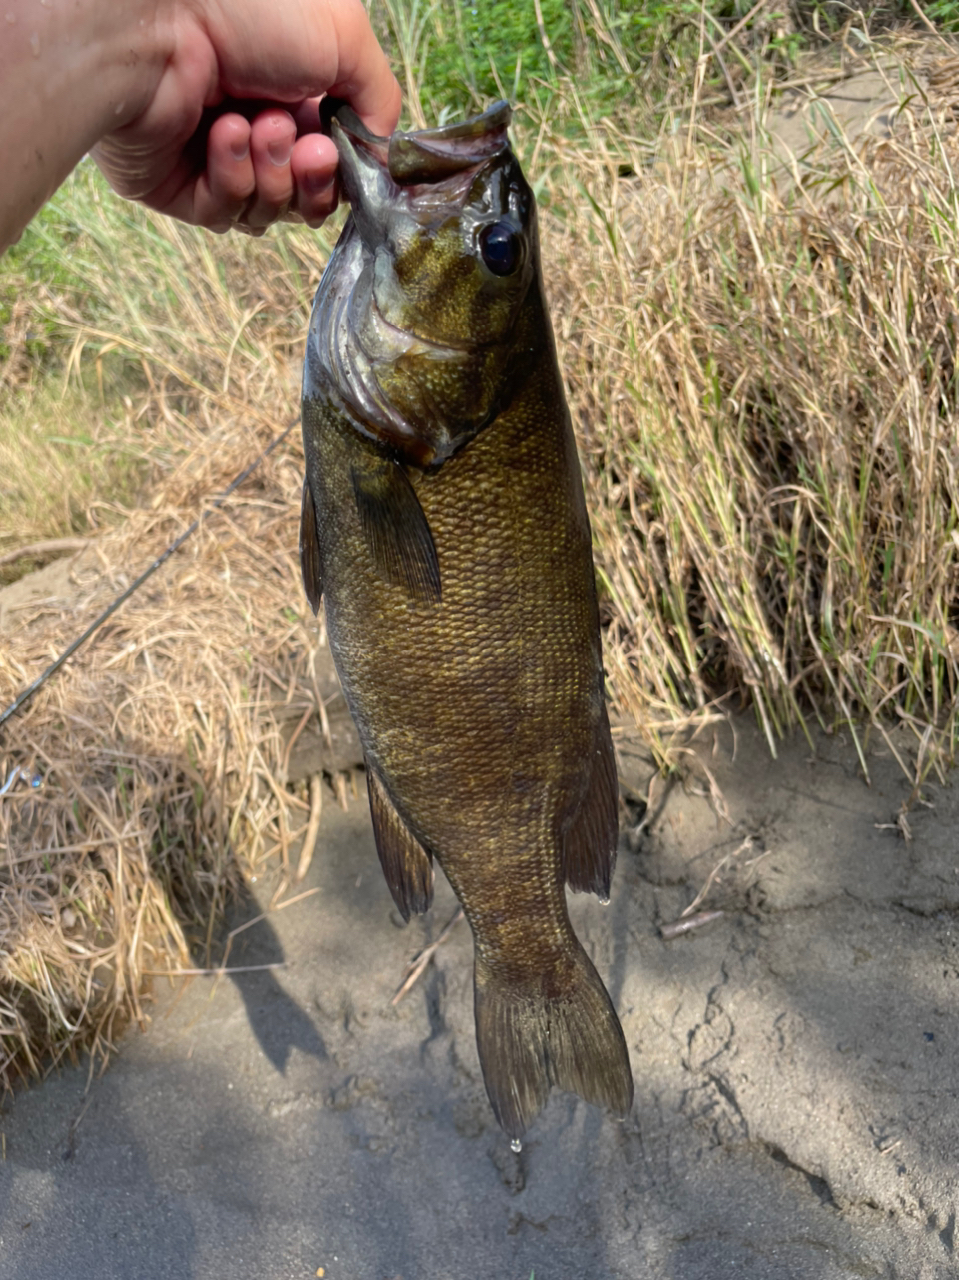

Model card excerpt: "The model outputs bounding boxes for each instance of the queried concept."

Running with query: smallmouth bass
[300,101,633,1139]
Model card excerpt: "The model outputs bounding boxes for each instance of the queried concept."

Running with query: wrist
[1,0,171,250]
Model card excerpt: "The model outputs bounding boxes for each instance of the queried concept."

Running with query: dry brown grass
[539,54,959,779]
[2,41,958,1088]
[0,475,336,1083]
[0,185,347,1087]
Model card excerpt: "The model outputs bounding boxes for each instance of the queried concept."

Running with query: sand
[1,707,957,1279]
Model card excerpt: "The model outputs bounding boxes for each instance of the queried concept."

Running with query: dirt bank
[1,712,957,1279]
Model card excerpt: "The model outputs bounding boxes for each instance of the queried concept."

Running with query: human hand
[92,0,401,234]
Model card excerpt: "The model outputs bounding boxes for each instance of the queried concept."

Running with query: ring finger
[193,113,256,232]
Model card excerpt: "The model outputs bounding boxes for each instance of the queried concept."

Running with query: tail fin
[473,945,633,1140]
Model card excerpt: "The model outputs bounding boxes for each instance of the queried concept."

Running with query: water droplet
[598,894,610,906]
[510,1138,522,1154]
[30,774,42,789]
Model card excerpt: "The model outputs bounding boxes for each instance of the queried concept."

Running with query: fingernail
[230,138,250,162]
[268,136,293,166]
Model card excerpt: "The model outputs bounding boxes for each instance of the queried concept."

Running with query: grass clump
[374,0,959,125]
[1,163,342,1086]
[536,57,959,778]
[0,158,323,572]
[0,387,147,580]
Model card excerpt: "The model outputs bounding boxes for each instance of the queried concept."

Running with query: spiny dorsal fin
[563,702,619,899]
[366,766,434,920]
[299,478,323,616]
[350,456,441,604]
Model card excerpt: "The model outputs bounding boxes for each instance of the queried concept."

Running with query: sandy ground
[1,704,958,1280]
[3,54,958,1279]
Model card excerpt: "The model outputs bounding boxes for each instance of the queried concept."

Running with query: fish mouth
[328,100,513,232]
[324,100,517,368]
[328,98,511,184]
[387,101,512,182]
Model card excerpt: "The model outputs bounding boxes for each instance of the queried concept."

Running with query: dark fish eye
[479,221,521,276]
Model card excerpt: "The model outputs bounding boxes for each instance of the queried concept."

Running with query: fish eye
[479,221,521,277]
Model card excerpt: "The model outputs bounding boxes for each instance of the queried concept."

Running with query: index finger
[324,1,402,138]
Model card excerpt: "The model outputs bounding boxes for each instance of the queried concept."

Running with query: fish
[300,100,633,1140]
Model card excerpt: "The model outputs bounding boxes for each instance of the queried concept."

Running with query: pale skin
[0,0,402,254]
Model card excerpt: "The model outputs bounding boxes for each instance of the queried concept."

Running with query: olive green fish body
[301,103,632,1138]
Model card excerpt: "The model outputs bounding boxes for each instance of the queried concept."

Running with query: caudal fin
[473,946,633,1140]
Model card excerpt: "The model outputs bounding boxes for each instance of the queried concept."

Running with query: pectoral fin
[299,478,323,615]
[351,456,441,604]
[563,702,619,899]
[366,766,434,920]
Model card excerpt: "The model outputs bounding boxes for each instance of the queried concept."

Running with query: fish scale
[300,101,633,1140]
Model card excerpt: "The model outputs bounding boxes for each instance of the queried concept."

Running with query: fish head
[307,102,539,468]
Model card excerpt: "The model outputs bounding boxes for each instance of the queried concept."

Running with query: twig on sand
[676,835,753,922]
[659,834,770,938]
[144,962,286,977]
[295,775,324,882]
[217,886,321,973]
[281,704,314,782]
[334,771,350,811]
[228,886,320,943]
[660,909,725,940]
[391,907,465,1006]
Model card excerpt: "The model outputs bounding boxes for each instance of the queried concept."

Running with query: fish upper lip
[328,100,512,185]
[329,101,514,234]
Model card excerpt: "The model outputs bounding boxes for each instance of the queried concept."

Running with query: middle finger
[244,110,298,229]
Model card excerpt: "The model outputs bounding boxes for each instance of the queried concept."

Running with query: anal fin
[563,702,619,899]
[299,478,323,615]
[367,766,433,920]
[351,455,440,604]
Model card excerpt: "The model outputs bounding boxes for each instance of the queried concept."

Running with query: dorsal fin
[366,766,434,920]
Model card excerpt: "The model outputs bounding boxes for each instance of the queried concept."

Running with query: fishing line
[0,420,298,733]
